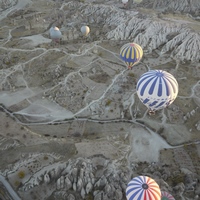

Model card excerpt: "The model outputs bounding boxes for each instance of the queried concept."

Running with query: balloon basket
[148,110,155,115]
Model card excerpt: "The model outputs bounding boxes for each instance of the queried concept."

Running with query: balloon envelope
[126,176,161,200]
[81,25,90,36]
[161,191,175,200]
[136,70,178,111]
[49,27,62,39]
[120,43,143,69]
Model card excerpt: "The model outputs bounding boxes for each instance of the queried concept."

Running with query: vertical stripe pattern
[161,191,175,200]
[126,176,161,200]
[136,70,178,111]
[120,43,143,69]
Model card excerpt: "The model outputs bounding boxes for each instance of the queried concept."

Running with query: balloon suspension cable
[128,66,132,70]
[148,109,155,115]
[123,3,128,9]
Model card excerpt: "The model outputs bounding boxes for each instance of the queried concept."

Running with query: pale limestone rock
[86,182,93,194]
[79,168,84,179]
[194,195,199,200]
[72,168,78,182]
[105,184,112,197]
[115,189,123,200]
[44,173,51,184]
[73,181,77,191]
[196,121,200,131]
[56,176,65,190]
[151,0,200,15]
[65,176,72,190]
[77,177,83,191]
[81,187,86,199]
[174,182,185,196]
[68,194,76,200]
[90,172,95,184]
[94,191,103,200]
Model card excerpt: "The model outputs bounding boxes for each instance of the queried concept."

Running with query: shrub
[43,155,49,160]
[18,171,25,179]
[105,99,112,106]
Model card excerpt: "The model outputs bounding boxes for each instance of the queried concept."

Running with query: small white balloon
[81,26,90,36]
[122,0,128,3]
[49,26,62,40]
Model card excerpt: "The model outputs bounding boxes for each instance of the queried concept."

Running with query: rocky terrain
[0,0,200,199]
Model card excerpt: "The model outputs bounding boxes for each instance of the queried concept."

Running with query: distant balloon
[122,0,129,3]
[120,43,143,69]
[49,26,62,42]
[81,25,90,36]
[126,176,161,200]
[136,70,178,113]
[161,191,175,200]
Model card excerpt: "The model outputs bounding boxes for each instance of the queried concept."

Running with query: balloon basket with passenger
[148,109,156,115]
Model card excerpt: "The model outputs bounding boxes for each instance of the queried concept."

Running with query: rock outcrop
[61,2,200,63]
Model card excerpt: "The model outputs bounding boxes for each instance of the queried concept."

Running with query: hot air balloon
[136,70,178,114]
[122,0,129,8]
[81,25,90,36]
[120,43,143,69]
[126,176,161,200]
[161,191,175,200]
[49,26,62,44]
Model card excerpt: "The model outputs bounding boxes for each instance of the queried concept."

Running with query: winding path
[0,175,21,200]
[0,0,32,21]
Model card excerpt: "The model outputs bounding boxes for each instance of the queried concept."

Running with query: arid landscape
[0,0,200,199]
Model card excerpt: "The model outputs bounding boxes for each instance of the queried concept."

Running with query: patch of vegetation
[98,52,103,57]
[128,72,135,77]
[43,155,49,160]
[169,173,185,186]
[85,192,93,200]
[105,99,112,106]
[183,144,189,149]
[18,171,25,179]
[14,180,21,187]
[0,188,5,195]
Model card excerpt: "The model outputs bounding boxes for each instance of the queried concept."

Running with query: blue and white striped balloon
[136,70,178,111]
[126,176,161,200]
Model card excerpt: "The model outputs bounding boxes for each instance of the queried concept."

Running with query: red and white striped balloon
[161,191,175,200]
[126,176,161,200]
